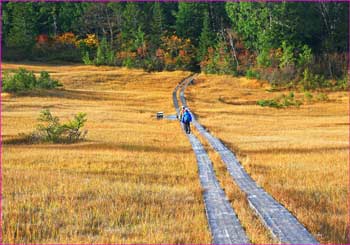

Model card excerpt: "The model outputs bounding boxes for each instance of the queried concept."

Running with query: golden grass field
[2,63,348,244]
[186,74,349,244]
[2,63,212,243]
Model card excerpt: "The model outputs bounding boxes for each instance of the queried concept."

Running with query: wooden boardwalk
[173,78,250,244]
[178,76,319,244]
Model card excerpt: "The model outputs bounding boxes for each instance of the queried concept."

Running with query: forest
[2,1,349,87]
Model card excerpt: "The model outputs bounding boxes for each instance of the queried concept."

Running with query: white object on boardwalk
[156,111,164,119]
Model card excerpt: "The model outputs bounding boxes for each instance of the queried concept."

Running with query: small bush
[257,99,282,108]
[257,91,302,109]
[246,69,260,79]
[37,109,65,142]
[297,44,313,69]
[63,112,88,142]
[143,57,164,72]
[304,91,313,102]
[334,76,349,90]
[280,92,302,107]
[94,37,115,66]
[316,93,329,101]
[82,51,93,65]
[301,68,326,90]
[2,68,36,92]
[257,49,271,68]
[2,68,61,93]
[37,71,61,89]
[279,41,295,68]
[36,109,88,143]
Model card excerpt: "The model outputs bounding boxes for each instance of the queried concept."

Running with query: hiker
[179,105,185,121]
[182,108,192,134]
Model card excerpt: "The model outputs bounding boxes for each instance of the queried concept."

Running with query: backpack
[182,111,192,123]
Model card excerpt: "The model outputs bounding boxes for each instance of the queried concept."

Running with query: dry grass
[1,63,211,243]
[187,74,349,244]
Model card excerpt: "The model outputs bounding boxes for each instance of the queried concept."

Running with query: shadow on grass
[218,97,257,106]
[2,135,38,145]
[3,140,193,154]
[2,134,85,145]
[12,89,114,101]
[41,141,193,154]
[314,122,350,127]
[243,145,348,155]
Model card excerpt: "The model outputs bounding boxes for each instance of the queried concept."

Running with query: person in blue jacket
[181,108,192,134]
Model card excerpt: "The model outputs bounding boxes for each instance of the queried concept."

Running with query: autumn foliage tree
[2,1,348,84]
[160,35,196,71]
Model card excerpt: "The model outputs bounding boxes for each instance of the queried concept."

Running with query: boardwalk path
[173,76,250,244]
[178,75,319,244]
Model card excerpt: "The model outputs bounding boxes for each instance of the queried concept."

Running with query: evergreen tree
[2,3,10,47]
[161,2,178,33]
[122,2,141,51]
[58,3,86,34]
[35,3,59,36]
[95,36,115,66]
[198,10,214,62]
[150,1,164,50]
[133,26,146,53]
[6,2,38,52]
[175,2,206,46]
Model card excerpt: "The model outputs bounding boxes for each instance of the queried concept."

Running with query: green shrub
[257,49,271,68]
[304,91,313,102]
[62,112,88,142]
[94,37,115,66]
[302,68,326,90]
[36,109,87,143]
[280,92,302,107]
[246,69,260,79]
[297,44,313,68]
[316,93,329,101]
[257,99,282,108]
[280,41,296,68]
[3,68,36,92]
[334,76,349,90]
[37,71,61,89]
[37,109,65,142]
[257,91,302,109]
[122,57,135,68]
[143,57,164,72]
[2,68,61,93]
[82,51,93,65]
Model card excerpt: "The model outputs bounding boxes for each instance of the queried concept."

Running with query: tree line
[2,1,349,86]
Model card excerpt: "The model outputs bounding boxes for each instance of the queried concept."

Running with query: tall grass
[2,63,211,243]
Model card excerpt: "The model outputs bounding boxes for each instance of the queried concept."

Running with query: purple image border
[1,0,350,3]
[0,0,349,245]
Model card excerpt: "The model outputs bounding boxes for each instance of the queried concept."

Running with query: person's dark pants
[184,122,191,134]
